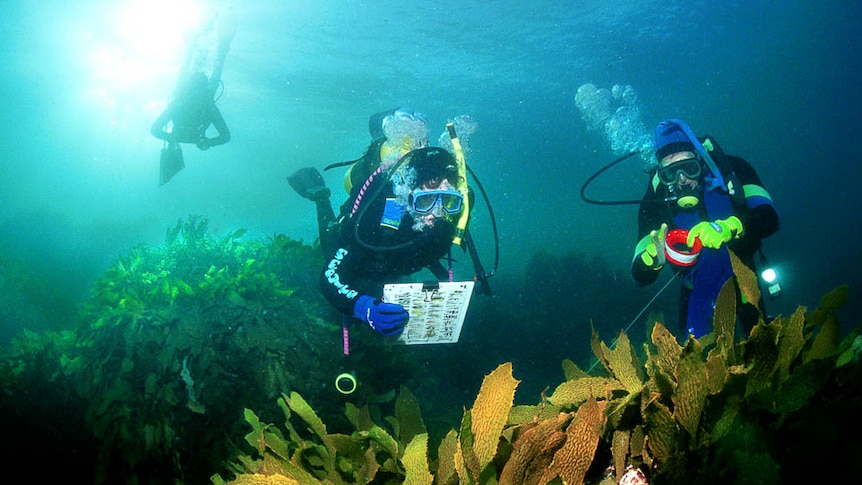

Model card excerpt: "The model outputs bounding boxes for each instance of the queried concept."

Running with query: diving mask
[410,188,463,215]
[658,157,702,185]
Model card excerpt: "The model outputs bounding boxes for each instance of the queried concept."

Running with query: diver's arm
[206,107,231,147]
[631,233,663,286]
[742,204,779,241]
[150,108,175,142]
[728,156,780,241]
[631,183,666,285]
[319,245,365,317]
[318,193,394,318]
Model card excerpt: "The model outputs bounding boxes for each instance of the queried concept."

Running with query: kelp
[216,281,861,485]
[2,216,860,484]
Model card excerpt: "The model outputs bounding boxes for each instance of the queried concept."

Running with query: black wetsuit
[151,29,232,149]
[150,100,230,148]
[319,171,456,317]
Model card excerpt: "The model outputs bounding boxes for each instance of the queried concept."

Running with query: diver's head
[654,119,697,161]
[392,147,462,230]
[403,146,458,188]
[659,151,702,209]
[654,119,703,209]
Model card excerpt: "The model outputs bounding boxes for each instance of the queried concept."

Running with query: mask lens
[440,193,463,214]
[412,192,439,213]
[658,157,701,184]
[411,189,463,215]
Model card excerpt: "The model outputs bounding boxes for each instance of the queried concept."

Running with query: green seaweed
[0,216,352,483]
[2,216,860,484]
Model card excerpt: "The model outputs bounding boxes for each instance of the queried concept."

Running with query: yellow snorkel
[446,122,470,246]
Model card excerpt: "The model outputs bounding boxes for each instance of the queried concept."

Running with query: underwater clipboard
[383,281,475,345]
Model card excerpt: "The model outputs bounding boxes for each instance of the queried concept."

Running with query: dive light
[761,267,783,300]
[759,252,783,300]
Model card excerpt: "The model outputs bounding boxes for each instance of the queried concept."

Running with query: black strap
[580,151,643,205]
[428,260,450,281]
[323,159,359,171]
[462,229,492,296]
[700,135,746,206]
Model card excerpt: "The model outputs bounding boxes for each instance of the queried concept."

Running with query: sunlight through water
[82,0,207,114]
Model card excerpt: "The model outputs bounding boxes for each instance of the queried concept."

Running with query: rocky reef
[0,217,859,484]
[0,216,416,482]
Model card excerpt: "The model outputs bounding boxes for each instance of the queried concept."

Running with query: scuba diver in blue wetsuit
[631,119,780,337]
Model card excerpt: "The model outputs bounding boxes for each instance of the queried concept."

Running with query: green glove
[640,223,668,269]
[687,216,743,249]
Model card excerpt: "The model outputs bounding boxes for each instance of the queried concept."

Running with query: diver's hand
[687,216,743,249]
[640,223,668,269]
[196,138,212,151]
[353,295,408,337]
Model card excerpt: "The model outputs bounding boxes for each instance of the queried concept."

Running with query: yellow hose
[447,122,470,246]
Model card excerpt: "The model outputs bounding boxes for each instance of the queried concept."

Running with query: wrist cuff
[352,295,375,321]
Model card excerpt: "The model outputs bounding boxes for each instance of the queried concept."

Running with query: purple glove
[352,295,408,337]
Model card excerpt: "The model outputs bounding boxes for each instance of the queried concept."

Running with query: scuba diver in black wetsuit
[151,16,235,186]
[631,119,780,337]
[288,108,493,337]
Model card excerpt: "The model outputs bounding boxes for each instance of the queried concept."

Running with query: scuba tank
[336,138,388,195]
[325,108,422,195]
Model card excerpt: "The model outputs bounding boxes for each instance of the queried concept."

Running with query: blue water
[1,1,860,339]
